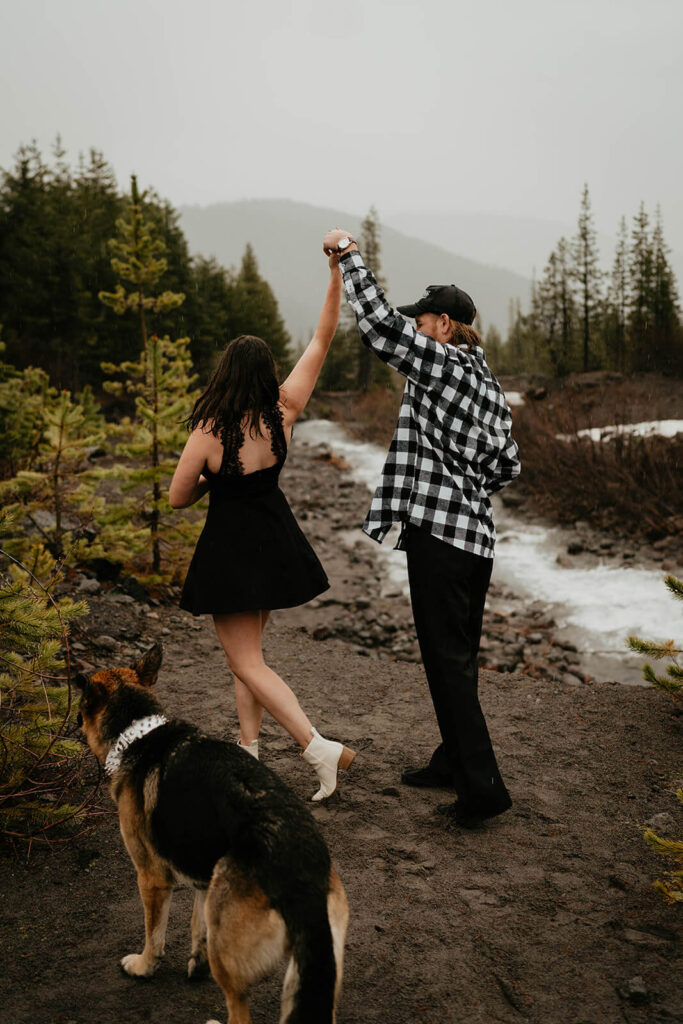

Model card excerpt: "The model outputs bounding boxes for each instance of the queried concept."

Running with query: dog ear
[78,675,108,710]
[133,643,163,688]
[73,672,90,691]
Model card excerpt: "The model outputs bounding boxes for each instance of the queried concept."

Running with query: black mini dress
[179,406,329,616]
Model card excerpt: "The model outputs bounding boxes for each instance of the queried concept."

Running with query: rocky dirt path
[1,439,680,1024]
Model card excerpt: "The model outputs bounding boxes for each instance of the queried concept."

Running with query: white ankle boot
[238,739,259,760]
[302,728,355,802]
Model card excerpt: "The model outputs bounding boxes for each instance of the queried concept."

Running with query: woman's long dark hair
[186,335,280,437]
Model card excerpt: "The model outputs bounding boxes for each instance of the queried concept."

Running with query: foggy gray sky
[2,0,682,256]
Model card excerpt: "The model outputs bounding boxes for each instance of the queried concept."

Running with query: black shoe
[401,765,456,789]
[437,796,512,828]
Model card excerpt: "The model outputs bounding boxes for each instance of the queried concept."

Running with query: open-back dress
[179,405,329,615]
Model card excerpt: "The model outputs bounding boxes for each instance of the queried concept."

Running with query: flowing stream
[296,419,679,685]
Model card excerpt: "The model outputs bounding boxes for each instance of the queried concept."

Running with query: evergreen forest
[486,185,683,378]
[0,142,681,845]
[0,141,291,393]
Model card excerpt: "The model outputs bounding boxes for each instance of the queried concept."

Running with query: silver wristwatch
[336,236,354,253]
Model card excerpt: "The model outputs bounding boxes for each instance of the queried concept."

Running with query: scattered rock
[84,444,106,459]
[621,928,668,947]
[76,848,100,871]
[77,577,100,594]
[94,635,118,650]
[618,976,650,1006]
[644,812,676,832]
[84,558,122,582]
[501,491,525,509]
[117,575,153,603]
[30,509,57,531]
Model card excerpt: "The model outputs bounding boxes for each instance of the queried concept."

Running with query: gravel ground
[1,439,680,1024]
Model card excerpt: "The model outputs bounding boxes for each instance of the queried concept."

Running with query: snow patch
[504,391,525,407]
[297,419,678,683]
[557,419,683,443]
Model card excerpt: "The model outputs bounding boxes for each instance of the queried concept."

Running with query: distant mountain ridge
[386,209,683,293]
[178,199,530,342]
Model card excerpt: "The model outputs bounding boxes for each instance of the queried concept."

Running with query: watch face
[338,237,350,251]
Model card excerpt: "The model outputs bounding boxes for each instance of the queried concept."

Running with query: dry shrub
[312,375,682,542]
[512,402,682,538]
[309,387,402,448]
[345,388,403,447]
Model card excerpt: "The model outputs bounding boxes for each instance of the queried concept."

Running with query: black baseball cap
[397,284,476,325]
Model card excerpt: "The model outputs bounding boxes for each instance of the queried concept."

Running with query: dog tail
[280,868,347,1024]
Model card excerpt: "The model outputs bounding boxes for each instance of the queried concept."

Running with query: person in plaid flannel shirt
[323,228,521,828]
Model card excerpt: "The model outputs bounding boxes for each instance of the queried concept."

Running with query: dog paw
[187,954,210,981]
[120,952,158,978]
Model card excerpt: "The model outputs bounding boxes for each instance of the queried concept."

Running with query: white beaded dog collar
[104,714,168,775]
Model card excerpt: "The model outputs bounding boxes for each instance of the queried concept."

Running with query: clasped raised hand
[323,227,354,257]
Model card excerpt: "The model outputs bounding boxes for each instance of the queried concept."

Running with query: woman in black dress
[169,255,354,800]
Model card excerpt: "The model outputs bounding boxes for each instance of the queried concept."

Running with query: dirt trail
[1,439,680,1024]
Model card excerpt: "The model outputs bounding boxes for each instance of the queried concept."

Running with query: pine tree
[0,510,88,843]
[628,203,655,370]
[94,334,200,581]
[0,389,106,564]
[605,217,629,371]
[483,324,505,373]
[537,239,576,376]
[317,305,358,392]
[71,148,130,384]
[641,801,683,905]
[184,255,237,374]
[627,575,682,694]
[98,176,200,580]
[506,298,525,370]
[317,245,365,393]
[571,184,604,371]
[0,144,54,370]
[357,207,392,391]
[0,353,55,480]
[0,142,124,389]
[228,244,291,366]
[649,209,683,373]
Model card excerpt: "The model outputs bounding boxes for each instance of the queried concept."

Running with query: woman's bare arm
[279,258,342,423]
[169,429,211,509]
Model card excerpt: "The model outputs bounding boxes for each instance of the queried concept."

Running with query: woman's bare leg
[231,611,269,744]
[214,610,313,749]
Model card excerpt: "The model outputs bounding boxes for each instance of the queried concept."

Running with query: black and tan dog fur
[76,644,348,1024]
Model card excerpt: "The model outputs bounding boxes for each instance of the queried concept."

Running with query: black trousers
[404,524,510,811]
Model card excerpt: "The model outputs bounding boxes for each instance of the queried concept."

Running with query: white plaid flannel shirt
[340,250,521,559]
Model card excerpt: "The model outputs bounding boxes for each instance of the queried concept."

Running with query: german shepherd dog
[76,644,349,1024]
